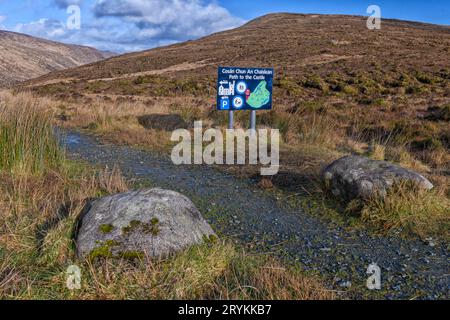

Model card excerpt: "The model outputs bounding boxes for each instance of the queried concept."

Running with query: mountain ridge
[0,29,112,87]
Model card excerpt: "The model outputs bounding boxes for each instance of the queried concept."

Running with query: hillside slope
[0,30,112,87]
[19,13,449,181]
[20,13,450,97]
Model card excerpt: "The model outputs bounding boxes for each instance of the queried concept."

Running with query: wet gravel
[62,130,449,299]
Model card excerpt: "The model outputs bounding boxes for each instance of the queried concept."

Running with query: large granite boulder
[76,188,216,259]
[322,156,433,200]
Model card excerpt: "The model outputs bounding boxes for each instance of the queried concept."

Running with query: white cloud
[8,0,245,53]
[0,15,7,25]
[94,0,243,38]
[53,0,83,9]
[13,18,67,39]
[90,0,245,48]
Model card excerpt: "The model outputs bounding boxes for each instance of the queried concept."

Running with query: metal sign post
[250,110,256,135]
[228,110,234,129]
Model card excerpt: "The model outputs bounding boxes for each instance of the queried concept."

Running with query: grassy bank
[5,89,449,240]
[0,93,64,174]
[0,92,334,299]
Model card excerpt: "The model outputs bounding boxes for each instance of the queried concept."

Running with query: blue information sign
[217,67,274,111]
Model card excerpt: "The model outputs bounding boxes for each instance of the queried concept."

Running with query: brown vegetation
[0,91,334,300]
[8,13,450,239]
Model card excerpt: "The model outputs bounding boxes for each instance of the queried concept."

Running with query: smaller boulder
[76,188,216,259]
[322,156,433,200]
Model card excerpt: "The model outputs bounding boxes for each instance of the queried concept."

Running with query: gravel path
[62,130,449,299]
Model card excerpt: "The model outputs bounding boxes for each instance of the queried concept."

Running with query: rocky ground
[63,130,449,300]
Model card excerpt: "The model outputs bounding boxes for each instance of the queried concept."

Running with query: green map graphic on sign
[247,81,271,109]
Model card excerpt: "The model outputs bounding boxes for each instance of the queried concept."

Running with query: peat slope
[63,131,449,299]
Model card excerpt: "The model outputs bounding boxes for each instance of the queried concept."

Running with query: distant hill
[0,30,111,87]
[15,13,449,177]
[18,13,450,103]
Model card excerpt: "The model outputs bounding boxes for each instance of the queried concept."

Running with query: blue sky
[0,0,448,52]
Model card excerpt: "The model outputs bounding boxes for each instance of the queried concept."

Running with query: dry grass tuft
[289,111,339,148]
[360,181,450,239]
[258,177,274,190]
[97,165,129,194]
[367,143,386,161]
[0,92,64,175]
[40,242,335,300]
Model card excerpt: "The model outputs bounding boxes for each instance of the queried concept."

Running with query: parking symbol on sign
[220,97,230,110]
